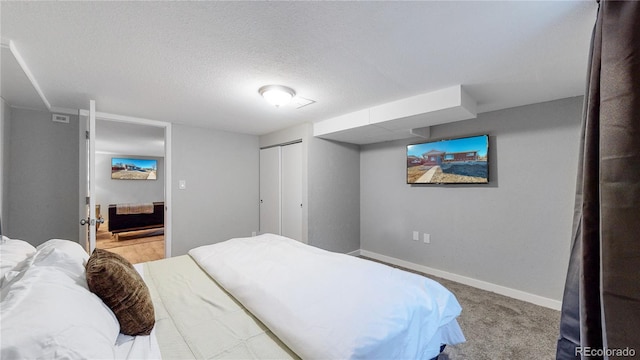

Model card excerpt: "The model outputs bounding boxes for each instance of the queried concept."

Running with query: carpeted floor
[360,257,560,359]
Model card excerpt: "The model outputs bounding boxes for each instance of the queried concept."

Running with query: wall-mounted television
[111,157,158,180]
[407,134,489,184]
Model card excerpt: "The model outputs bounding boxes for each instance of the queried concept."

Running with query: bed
[1,234,465,359]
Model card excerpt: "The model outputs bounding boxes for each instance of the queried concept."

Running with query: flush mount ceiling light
[259,85,296,108]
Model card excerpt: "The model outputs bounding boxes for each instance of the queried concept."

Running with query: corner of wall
[307,136,361,253]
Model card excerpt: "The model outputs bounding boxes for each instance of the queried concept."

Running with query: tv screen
[407,134,489,184]
[111,157,158,180]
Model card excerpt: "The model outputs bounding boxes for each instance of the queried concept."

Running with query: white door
[281,142,302,241]
[79,100,99,252]
[259,146,281,235]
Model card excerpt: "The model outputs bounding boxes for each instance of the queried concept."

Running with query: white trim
[358,250,562,311]
[8,41,51,110]
[79,110,167,127]
[78,109,88,250]
[163,125,172,259]
[50,106,81,115]
[346,249,361,256]
[3,103,50,113]
[80,109,173,258]
[88,100,97,252]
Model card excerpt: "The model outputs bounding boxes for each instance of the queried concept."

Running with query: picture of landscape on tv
[407,135,489,184]
[111,158,157,180]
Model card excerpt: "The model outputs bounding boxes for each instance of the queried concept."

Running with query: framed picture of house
[406,134,489,184]
[111,157,158,180]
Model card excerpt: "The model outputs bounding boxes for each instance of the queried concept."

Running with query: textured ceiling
[1,1,597,137]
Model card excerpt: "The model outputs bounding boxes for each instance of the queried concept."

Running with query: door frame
[79,109,172,258]
[78,101,97,252]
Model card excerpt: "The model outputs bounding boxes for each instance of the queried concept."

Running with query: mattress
[142,255,298,359]
[189,234,465,359]
[142,236,464,359]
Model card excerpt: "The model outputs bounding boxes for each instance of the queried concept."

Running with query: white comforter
[189,234,464,359]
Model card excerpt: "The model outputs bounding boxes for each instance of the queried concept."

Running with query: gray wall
[260,123,361,253]
[5,108,79,246]
[1,99,10,234]
[4,110,260,253]
[360,96,582,301]
[95,153,164,221]
[171,124,259,256]
[308,137,360,253]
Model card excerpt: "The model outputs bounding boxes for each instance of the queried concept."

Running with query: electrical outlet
[423,233,431,243]
[252,231,257,237]
[413,231,419,241]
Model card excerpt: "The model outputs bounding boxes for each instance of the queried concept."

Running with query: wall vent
[52,114,70,124]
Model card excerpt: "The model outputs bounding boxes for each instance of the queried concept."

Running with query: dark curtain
[557,0,640,359]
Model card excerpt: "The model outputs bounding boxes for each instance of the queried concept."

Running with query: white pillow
[0,239,120,359]
[0,237,36,281]
[2,239,88,287]
[34,239,90,275]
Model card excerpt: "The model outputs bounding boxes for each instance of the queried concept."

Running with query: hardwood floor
[96,221,165,264]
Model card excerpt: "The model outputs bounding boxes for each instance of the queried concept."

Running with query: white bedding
[189,234,465,359]
[1,240,120,359]
[143,255,297,359]
[0,239,161,360]
[0,236,36,285]
[113,263,161,360]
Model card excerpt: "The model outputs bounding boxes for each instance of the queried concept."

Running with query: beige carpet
[360,257,560,360]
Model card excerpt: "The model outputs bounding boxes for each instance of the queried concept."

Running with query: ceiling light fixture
[259,85,296,108]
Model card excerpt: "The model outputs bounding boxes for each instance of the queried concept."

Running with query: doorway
[83,111,172,264]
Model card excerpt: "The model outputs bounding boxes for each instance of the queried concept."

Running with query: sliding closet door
[259,147,281,235]
[281,142,302,241]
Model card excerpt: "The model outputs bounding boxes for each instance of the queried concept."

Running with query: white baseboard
[356,249,562,311]
[346,249,361,256]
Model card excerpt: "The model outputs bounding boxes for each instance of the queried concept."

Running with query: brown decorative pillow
[85,248,155,336]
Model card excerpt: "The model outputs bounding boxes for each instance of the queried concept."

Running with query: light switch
[178,180,186,190]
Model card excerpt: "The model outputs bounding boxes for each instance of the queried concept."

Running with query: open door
[79,106,172,258]
[78,100,100,252]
